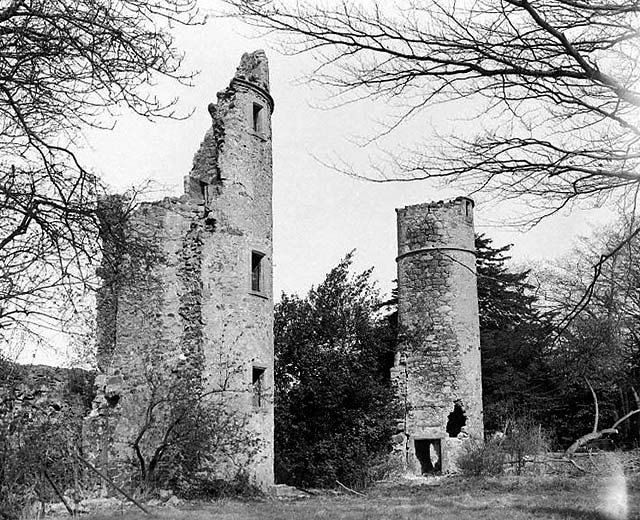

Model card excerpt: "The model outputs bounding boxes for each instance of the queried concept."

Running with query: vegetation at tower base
[0,1,203,344]
[127,358,263,498]
[274,252,399,488]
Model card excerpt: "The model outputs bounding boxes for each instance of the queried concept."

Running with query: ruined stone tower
[391,197,483,474]
[86,51,274,487]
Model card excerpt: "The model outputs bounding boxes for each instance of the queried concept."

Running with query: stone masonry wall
[0,362,95,421]
[85,50,274,488]
[392,197,483,474]
[0,362,95,473]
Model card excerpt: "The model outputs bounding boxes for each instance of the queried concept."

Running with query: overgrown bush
[356,454,405,488]
[457,418,551,477]
[0,403,84,520]
[131,374,263,496]
[502,417,551,475]
[0,359,90,520]
[457,438,505,477]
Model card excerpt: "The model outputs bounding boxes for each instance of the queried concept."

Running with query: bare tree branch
[0,0,203,343]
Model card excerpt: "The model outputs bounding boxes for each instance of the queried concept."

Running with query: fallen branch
[295,487,319,496]
[43,470,74,517]
[565,428,617,457]
[612,409,640,430]
[565,383,640,457]
[565,457,594,474]
[336,480,366,497]
[75,455,149,515]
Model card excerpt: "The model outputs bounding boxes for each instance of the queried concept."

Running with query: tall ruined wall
[86,50,274,488]
[392,197,483,474]
[86,199,206,486]
[190,48,274,485]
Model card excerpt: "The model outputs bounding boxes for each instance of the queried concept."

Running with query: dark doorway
[414,439,442,474]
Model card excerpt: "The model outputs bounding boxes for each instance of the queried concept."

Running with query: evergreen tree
[476,235,556,434]
[274,252,397,488]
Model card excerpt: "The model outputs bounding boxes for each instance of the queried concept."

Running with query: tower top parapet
[396,196,475,257]
[396,196,474,216]
[234,49,270,92]
[229,50,274,113]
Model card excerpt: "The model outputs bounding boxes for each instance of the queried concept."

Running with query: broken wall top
[234,50,270,94]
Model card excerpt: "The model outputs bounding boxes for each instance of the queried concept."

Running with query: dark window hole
[252,366,266,408]
[106,394,120,407]
[199,181,208,203]
[446,401,467,437]
[251,251,264,292]
[252,103,264,133]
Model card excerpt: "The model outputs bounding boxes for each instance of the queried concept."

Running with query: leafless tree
[131,347,264,492]
[225,0,640,326]
[225,0,638,219]
[0,1,202,342]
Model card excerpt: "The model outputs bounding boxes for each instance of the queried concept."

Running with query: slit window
[252,103,264,133]
[252,366,266,408]
[251,251,265,293]
[199,180,208,203]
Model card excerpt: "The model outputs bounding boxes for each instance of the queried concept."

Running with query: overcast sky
[76,7,616,301]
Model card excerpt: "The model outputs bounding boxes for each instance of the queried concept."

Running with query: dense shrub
[457,439,505,477]
[502,417,551,475]
[174,470,263,500]
[274,253,399,489]
[457,418,551,477]
[0,358,90,520]
[0,402,84,520]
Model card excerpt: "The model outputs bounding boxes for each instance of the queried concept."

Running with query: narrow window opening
[252,103,263,133]
[252,366,266,408]
[251,251,264,292]
[446,401,467,437]
[199,180,208,203]
[414,439,441,475]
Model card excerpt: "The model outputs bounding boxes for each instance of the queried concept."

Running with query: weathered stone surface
[392,197,483,474]
[85,50,274,488]
[0,362,95,470]
[0,363,95,413]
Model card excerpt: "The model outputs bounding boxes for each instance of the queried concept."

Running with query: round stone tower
[392,197,483,474]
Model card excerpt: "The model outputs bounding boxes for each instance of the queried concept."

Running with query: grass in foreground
[83,475,639,520]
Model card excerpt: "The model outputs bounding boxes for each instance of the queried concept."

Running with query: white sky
[80,12,614,300]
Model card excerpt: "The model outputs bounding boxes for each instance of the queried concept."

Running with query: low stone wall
[0,361,95,419]
[0,361,95,458]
